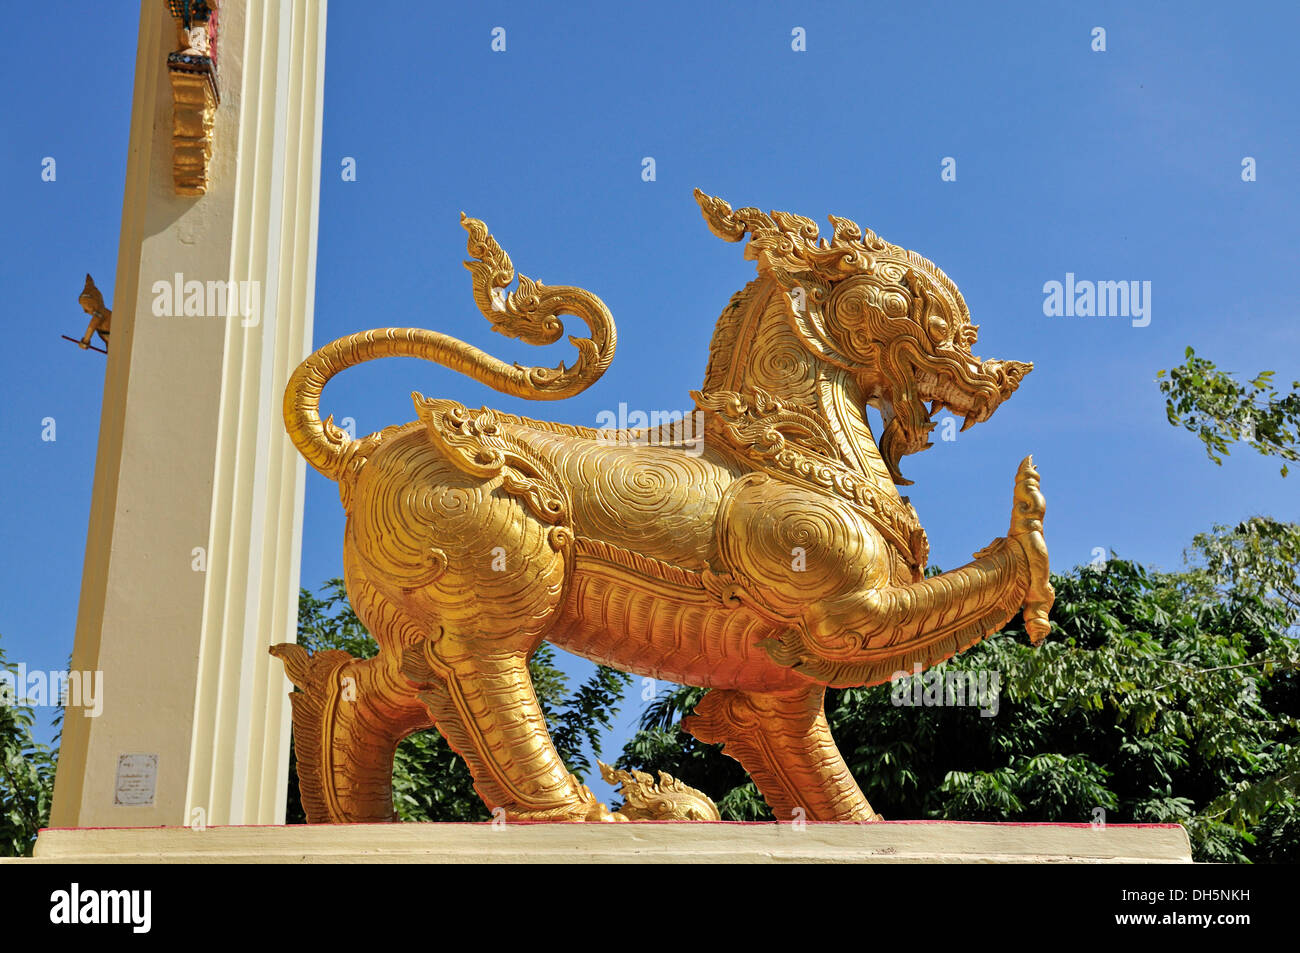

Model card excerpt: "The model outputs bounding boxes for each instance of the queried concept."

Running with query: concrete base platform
[22,821,1193,863]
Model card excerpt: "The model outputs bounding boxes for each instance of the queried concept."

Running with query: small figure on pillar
[64,274,110,354]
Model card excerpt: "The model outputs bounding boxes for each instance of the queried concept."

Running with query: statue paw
[584,800,623,822]
[1015,531,1055,645]
[1023,601,1053,644]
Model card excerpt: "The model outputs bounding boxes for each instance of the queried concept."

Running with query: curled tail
[285,213,616,481]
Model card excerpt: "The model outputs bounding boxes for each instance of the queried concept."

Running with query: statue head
[695,190,1031,485]
[78,274,106,317]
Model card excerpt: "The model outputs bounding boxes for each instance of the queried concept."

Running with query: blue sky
[2,1,1297,809]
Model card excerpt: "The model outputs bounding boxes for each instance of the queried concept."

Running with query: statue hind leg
[683,684,880,821]
[270,569,436,823]
[272,568,614,823]
[401,638,616,822]
[376,400,619,820]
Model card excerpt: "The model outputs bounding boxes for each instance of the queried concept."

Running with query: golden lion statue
[271,190,1054,823]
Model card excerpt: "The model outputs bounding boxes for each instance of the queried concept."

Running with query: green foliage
[544,657,631,782]
[618,555,1300,863]
[287,579,631,822]
[388,721,485,822]
[296,579,380,661]
[1157,346,1300,476]
[0,644,58,857]
[1182,517,1300,627]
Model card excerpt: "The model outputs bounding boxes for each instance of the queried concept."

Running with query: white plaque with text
[113,753,158,806]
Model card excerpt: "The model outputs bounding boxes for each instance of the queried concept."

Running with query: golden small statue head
[694,190,1033,484]
[78,274,105,316]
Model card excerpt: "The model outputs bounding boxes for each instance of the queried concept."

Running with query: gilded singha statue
[271,190,1055,823]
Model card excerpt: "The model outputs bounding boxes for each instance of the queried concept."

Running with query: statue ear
[774,271,855,372]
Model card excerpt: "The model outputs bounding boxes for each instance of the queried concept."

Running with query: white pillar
[49,0,327,828]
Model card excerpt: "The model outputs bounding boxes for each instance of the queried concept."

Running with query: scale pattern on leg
[402,641,608,821]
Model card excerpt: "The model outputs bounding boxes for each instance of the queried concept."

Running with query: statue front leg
[766,457,1054,687]
[683,684,879,821]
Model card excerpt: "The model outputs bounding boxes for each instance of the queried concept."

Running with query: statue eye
[925,313,949,342]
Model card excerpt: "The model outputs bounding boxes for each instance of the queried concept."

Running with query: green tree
[1157,346,1300,476]
[618,557,1300,863]
[0,644,58,857]
[288,579,630,822]
[1182,517,1300,629]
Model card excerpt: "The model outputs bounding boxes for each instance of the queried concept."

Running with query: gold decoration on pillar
[166,1,219,195]
[272,193,1056,824]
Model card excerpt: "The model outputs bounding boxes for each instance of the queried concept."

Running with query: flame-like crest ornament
[271,191,1055,823]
